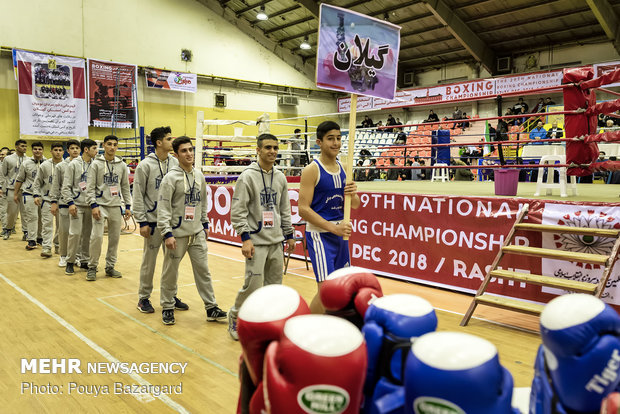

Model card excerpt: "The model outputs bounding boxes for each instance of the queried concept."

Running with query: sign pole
[343,93,357,241]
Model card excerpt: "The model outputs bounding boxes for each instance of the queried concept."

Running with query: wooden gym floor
[0,217,541,413]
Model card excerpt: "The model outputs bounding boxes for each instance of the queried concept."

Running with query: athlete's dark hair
[103,135,118,143]
[257,133,278,148]
[80,139,97,152]
[316,121,340,140]
[66,139,80,149]
[172,136,192,154]
[150,126,172,148]
[15,139,27,146]
[31,141,43,149]
[51,142,64,150]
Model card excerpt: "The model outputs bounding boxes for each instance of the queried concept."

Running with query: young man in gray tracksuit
[1,139,28,240]
[134,126,188,314]
[62,139,98,275]
[0,147,8,232]
[86,135,132,281]
[157,136,227,326]
[33,142,64,258]
[14,141,45,250]
[50,139,81,266]
[228,133,296,340]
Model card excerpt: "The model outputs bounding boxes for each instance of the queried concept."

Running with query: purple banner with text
[316,4,400,100]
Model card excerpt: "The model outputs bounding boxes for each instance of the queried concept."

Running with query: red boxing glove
[263,314,367,414]
[320,266,383,328]
[601,392,620,414]
[237,285,310,414]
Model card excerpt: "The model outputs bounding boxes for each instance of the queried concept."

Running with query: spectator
[375,121,384,130]
[367,159,380,181]
[361,115,374,129]
[529,120,547,144]
[513,97,529,114]
[395,117,403,126]
[545,97,556,106]
[602,118,620,132]
[410,158,421,181]
[461,112,470,129]
[354,160,366,181]
[387,158,399,180]
[452,107,462,129]
[531,98,545,113]
[394,131,407,145]
[452,158,474,181]
[594,151,609,182]
[598,113,607,127]
[546,121,563,140]
[385,114,397,132]
[424,110,439,123]
[496,118,509,141]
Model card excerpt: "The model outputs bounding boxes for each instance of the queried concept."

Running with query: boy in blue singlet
[299,120,360,313]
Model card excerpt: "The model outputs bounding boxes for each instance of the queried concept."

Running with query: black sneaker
[25,241,36,250]
[22,233,27,241]
[162,309,175,325]
[65,263,75,276]
[137,298,155,314]
[36,238,43,246]
[206,306,227,322]
[79,262,89,270]
[174,297,189,311]
[2,230,9,240]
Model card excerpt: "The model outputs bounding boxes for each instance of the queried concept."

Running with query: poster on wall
[145,68,197,93]
[593,61,620,88]
[14,49,88,139]
[316,3,400,100]
[87,59,138,128]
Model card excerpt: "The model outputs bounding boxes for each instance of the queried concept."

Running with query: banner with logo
[87,59,138,128]
[338,69,565,112]
[316,4,400,100]
[15,49,88,139]
[207,186,620,307]
[145,68,197,93]
[593,61,620,88]
[541,204,620,305]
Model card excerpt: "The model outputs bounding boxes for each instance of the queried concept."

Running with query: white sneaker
[58,256,67,267]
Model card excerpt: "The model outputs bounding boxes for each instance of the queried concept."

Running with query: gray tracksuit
[0,160,6,230]
[2,153,26,232]
[33,159,61,250]
[229,162,294,321]
[16,157,44,242]
[133,153,178,300]
[86,155,132,270]
[63,157,94,264]
[50,157,74,257]
[157,166,218,311]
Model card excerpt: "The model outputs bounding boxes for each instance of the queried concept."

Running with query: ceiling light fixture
[300,37,311,50]
[256,5,268,21]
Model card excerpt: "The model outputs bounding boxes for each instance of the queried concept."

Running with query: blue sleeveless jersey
[310,159,346,221]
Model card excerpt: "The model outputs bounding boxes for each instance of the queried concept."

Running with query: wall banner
[207,185,620,307]
[316,3,400,100]
[15,49,88,138]
[145,68,197,93]
[87,59,138,129]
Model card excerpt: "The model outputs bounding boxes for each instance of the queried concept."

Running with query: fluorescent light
[256,6,268,20]
[300,37,311,50]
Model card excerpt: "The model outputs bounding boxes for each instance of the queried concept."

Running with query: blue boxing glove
[362,294,437,414]
[404,331,518,414]
[530,293,620,413]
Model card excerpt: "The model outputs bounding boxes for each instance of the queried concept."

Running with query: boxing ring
[197,67,620,311]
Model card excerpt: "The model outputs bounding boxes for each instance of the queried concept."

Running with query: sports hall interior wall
[0,0,339,150]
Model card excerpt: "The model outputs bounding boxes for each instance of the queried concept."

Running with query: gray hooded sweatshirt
[1,153,26,190]
[50,157,75,205]
[157,166,209,239]
[86,154,132,209]
[231,161,294,246]
[16,157,45,194]
[133,152,178,226]
[33,159,62,202]
[62,156,94,207]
